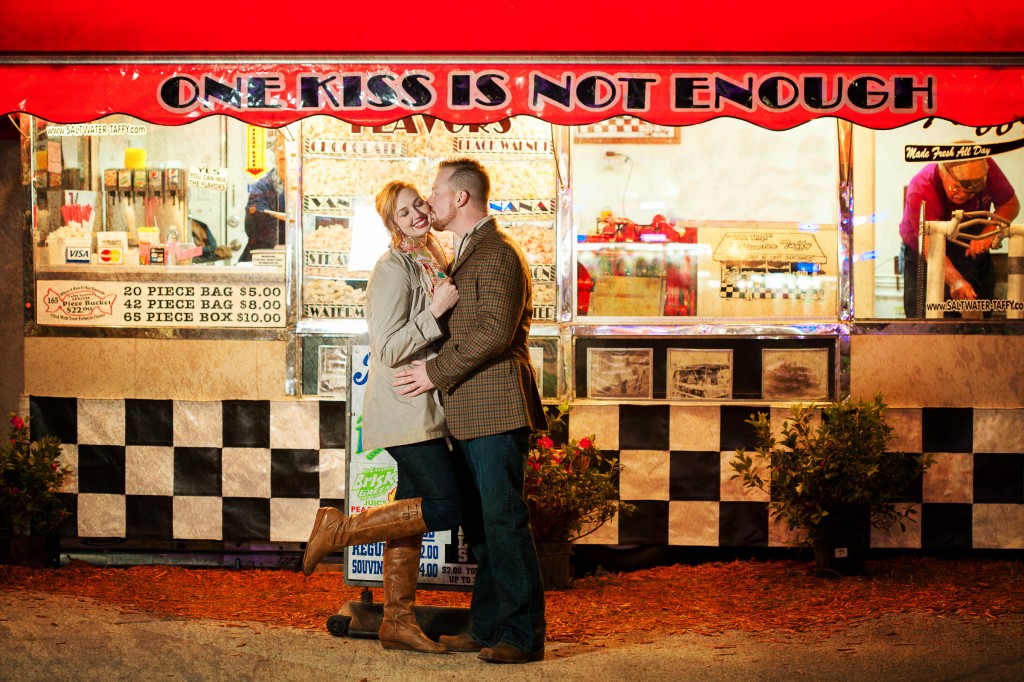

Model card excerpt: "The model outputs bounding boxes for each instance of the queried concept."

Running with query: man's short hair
[440,157,491,205]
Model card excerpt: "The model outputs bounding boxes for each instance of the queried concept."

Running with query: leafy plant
[525,403,634,543]
[730,394,932,539]
[1,414,71,535]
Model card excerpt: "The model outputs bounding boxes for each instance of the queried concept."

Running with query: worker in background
[898,150,1019,317]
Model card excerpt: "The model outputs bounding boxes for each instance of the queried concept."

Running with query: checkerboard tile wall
[569,403,1024,551]
[29,397,1024,551]
[31,396,346,543]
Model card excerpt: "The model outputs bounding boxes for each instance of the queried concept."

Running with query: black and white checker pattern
[28,397,1024,551]
[30,396,347,543]
[567,403,1024,551]
[720,268,825,301]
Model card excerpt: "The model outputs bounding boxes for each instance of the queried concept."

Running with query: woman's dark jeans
[389,437,464,532]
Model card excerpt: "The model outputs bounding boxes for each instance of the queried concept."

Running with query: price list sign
[36,280,287,328]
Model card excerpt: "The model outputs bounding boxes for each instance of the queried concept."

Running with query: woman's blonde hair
[374,178,442,258]
[375,180,417,248]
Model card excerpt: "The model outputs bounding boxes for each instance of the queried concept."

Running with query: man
[239,135,287,262]
[899,152,1019,317]
[394,158,548,664]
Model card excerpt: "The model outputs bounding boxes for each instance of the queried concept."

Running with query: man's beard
[430,203,457,231]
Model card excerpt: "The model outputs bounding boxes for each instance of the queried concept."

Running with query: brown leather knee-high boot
[301,498,429,577]
[378,534,447,654]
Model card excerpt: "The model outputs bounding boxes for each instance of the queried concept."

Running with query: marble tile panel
[77,399,125,446]
[668,501,719,546]
[922,452,973,504]
[173,401,223,447]
[270,498,321,542]
[767,516,806,548]
[256,342,290,401]
[76,493,126,538]
[25,338,137,399]
[24,337,295,402]
[319,448,347,500]
[850,335,1024,408]
[574,516,619,545]
[668,405,720,451]
[568,404,619,450]
[270,401,321,450]
[222,447,272,498]
[124,446,174,496]
[165,340,265,401]
[57,444,78,494]
[973,409,1024,453]
[973,504,1024,549]
[871,504,923,549]
[618,450,670,501]
[886,408,923,453]
[719,451,770,503]
[173,496,223,540]
[770,405,820,443]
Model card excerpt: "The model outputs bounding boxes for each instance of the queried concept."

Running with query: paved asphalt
[2,588,1022,681]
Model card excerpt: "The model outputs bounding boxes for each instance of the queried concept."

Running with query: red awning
[2,1,1023,130]
[2,0,1024,56]
[2,61,1023,130]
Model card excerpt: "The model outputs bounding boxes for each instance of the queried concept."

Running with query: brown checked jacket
[425,217,547,441]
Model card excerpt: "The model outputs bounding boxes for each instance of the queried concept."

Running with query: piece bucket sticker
[42,286,117,320]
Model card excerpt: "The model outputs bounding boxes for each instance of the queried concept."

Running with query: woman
[302,181,462,654]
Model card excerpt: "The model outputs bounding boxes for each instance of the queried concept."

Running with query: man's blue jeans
[457,427,546,653]
[389,438,464,532]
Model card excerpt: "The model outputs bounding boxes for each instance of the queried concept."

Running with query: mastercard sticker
[99,248,123,264]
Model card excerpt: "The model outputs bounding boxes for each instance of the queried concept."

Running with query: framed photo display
[666,349,733,399]
[761,348,829,401]
[318,344,348,397]
[586,347,654,399]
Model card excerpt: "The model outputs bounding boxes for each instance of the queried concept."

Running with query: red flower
[578,437,593,449]
[10,415,24,430]
[537,435,554,450]
[8,486,19,496]
[529,461,541,472]
[52,461,60,471]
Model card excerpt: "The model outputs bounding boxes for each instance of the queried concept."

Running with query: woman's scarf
[397,235,448,296]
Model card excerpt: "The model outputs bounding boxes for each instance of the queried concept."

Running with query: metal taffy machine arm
[918,203,1024,319]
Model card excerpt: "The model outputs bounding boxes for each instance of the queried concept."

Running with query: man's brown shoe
[438,633,483,652]
[478,642,544,664]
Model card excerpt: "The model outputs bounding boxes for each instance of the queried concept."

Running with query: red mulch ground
[1,557,1021,643]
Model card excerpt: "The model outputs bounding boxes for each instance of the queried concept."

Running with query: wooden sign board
[589,276,665,317]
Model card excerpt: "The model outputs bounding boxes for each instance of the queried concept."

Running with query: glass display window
[29,114,261,267]
[27,114,295,329]
[853,119,1024,321]
[297,115,558,328]
[570,117,842,322]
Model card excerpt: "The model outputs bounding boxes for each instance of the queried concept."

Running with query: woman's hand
[429,280,459,317]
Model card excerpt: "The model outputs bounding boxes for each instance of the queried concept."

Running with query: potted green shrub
[730,394,932,576]
[525,403,634,589]
[1,414,71,566]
